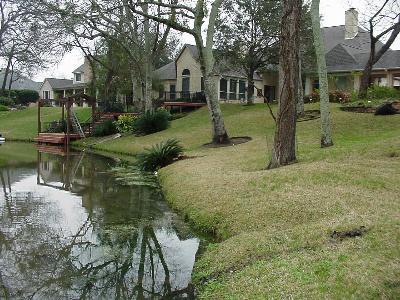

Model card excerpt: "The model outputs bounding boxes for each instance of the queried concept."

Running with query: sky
[32,0,400,82]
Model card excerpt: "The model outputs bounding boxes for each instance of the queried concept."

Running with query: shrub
[115,114,137,133]
[136,139,184,172]
[367,85,400,99]
[0,96,14,106]
[0,104,9,111]
[92,120,118,137]
[15,90,39,105]
[133,108,171,135]
[303,90,350,104]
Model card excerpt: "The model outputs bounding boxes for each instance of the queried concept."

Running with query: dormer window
[75,73,82,82]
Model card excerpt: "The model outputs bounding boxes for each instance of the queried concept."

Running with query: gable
[326,44,357,66]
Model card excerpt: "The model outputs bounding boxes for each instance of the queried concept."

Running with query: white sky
[32,0,400,82]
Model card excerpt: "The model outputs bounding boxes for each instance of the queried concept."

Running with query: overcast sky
[32,0,400,82]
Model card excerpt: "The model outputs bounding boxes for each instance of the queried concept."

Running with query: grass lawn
[0,107,91,141]
[77,103,400,299]
[2,103,399,298]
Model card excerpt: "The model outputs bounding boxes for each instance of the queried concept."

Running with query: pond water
[0,143,199,299]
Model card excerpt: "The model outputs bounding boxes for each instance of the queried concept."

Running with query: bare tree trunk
[267,0,302,169]
[1,48,13,94]
[297,58,305,116]
[247,70,255,105]
[143,2,153,112]
[311,0,333,147]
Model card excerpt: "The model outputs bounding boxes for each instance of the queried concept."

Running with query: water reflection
[0,144,199,299]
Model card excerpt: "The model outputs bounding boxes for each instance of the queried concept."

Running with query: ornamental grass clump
[136,138,184,172]
[133,108,170,135]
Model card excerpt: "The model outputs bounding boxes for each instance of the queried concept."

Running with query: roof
[46,78,73,89]
[322,25,399,72]
[154,61,176,80]
[73,64,85,73]
[0,69,41,91]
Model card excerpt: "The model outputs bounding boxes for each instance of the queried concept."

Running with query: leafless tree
[128,0,230,144]
[358,0,400,97]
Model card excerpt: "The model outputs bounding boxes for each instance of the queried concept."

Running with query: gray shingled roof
[46,78,74,89]
[0,69,41,91]
[322,25,399,72]
[73,63,85,73]
[154,61,176,80]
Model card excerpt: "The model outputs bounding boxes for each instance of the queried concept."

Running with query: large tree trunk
[311,0,333,147]
[203,70,229,143]
[267,0,302,169]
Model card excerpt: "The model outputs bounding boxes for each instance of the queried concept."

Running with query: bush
[92,120,118,137]
[136,139,184,171]
[0,104,9,111]
[115,114,137,133]
[15,90,39,105]
[133,108,171,135]
[367,85,400,100]
[303,90,350,104]
[0,96,14,106]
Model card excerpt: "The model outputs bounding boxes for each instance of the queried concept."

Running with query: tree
[267,0,303,169]
[310,0,333,147]
[358,0,400,97]
[129,0,230,144]
[215,0,280,105]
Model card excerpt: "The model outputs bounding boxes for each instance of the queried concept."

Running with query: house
[39,57,92,106]
[304,8,400,94]
[0,69,41,91]
[154,44,271,103]
[155,8,400,103]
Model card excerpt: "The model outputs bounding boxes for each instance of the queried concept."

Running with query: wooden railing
[161,91,207,103]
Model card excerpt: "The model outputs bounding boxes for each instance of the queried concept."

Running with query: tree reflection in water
[0,147,199,299]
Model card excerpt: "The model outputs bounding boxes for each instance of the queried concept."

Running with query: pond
[0,142,199,299]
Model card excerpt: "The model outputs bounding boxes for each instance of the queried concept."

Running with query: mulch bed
[340,106,376,113]
[203,136,252,148]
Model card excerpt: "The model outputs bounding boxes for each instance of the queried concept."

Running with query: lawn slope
[0,107,91,141]
[88,104,399,298]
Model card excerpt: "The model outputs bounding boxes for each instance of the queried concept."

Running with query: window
[75,73,82,82]
[229,79,237,100]
[312,79,319,91]
[182,69,190,98]
[43,91,50,99]
[239,80,246,100]
[220,78,227,99]
[201,77,204,92]
[170,84,176,100]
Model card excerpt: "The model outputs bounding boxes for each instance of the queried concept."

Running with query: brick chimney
[345,8,358,39]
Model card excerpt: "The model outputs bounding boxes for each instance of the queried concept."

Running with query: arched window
[182,69,190,98]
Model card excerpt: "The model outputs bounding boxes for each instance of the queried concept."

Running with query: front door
[264,85,276,102]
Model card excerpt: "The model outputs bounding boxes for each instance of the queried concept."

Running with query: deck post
[66,99,71,147]
[37,99,41,134]
[62,101,65,122]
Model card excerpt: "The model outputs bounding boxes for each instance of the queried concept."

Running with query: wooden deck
[34,133,82,145]
[163,102,207,109]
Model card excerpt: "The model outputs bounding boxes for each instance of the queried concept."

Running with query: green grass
[0,107,91,141]
[73,103,400,298]
[2,103,400,298]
